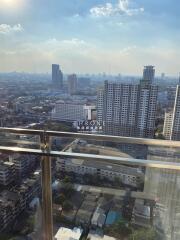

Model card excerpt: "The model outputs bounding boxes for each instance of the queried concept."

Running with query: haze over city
[0,0,179,75]
[1,1,180,240]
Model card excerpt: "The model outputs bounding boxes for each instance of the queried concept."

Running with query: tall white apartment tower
[97,88,104,124]
[163,111,173,140]
[170,85,180,141]
[163,85,180,140]
[98,67,158,138]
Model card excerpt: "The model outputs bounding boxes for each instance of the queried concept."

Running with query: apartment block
[0,172,41,232]
[97,88,104,124]
[163,85,180,140]
[52,103,96,122]
[56,158,144,188]
[9,154,37,178]
[131,199,151,227]
[98,79,158,138]
[163,111,173,140]
[170,85,180,140]
[0,161,15,186]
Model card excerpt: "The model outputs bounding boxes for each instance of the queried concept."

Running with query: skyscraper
[67,74,77,95]
[143,65,155,85]
[97,88,104,124]
[169,85,180,140]
[163,111,173,140]
[52,64,63,89]
[162,85,180,140]
[97,67,158,138]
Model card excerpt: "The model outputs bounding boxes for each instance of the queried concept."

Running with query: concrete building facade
[52,103,96,122]
[163,85,180,141]
[163,111,173,140]
[98,80,158,138]
[52,64,63,89]
[143,65,155,84]
[56,158,144,188]
[68,74,77,95]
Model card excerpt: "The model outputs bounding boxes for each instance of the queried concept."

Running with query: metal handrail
[0,127,180,240]
[0,146,180,170]
[1,127,180,147]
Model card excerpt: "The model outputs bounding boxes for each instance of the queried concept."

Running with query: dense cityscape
[0,0,180,240]
[0,63,179,240]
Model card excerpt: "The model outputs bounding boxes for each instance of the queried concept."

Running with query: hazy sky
[0,0,179,75]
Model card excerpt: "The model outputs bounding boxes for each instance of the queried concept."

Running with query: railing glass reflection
[0,128,179,240]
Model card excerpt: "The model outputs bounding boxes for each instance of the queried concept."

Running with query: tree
[61,182,74,198]
[25,215,35,234]
[63,200,73,211]
[156,133,165,140]
[105,220,132,239]
[54,193,66,204]
[63,176,71,183]
[128,228,157,240]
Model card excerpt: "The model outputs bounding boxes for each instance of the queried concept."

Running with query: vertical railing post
[41,131,53,240]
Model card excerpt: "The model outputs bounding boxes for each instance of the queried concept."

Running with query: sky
[0,0,179,76]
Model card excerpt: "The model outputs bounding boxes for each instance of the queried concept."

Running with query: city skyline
[0,0,179,75]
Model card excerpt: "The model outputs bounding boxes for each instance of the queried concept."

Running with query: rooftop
[88,231,117,240]
[54,227,83,240]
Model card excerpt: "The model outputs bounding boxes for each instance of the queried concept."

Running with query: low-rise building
[91,207,106,228]
[0,161,15,186]
[51,103,96,122]
[0,171,41,232]
[0,190,20,230]
[56,158,143,188]
[54,227,83,240]
[76,200,97,226]
[131,199,151,227]
[9,154,37,178]
[76,194,98,226]
[87,230,117,240]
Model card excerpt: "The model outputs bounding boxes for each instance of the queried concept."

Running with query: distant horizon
[0,70,179,79]
[0,0,179,75]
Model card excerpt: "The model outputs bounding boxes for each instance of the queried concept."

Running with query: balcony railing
[0,127,180,240]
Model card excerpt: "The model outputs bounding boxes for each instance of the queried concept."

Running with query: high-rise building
[169,85,180,141]
[167,86,176,108]
[68,74,77,95]
[143,65,155,84]
[162,85,180,140]
[98,67,158,138]
[97,88,104,124]
[163,111,173,140]
[52,64,63,89]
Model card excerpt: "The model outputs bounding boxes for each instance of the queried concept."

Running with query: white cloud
[43,38,92,55]
[61,38,87,46]
[119,45,137,55]
[90,0,144,17]
[0,24,23,34]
